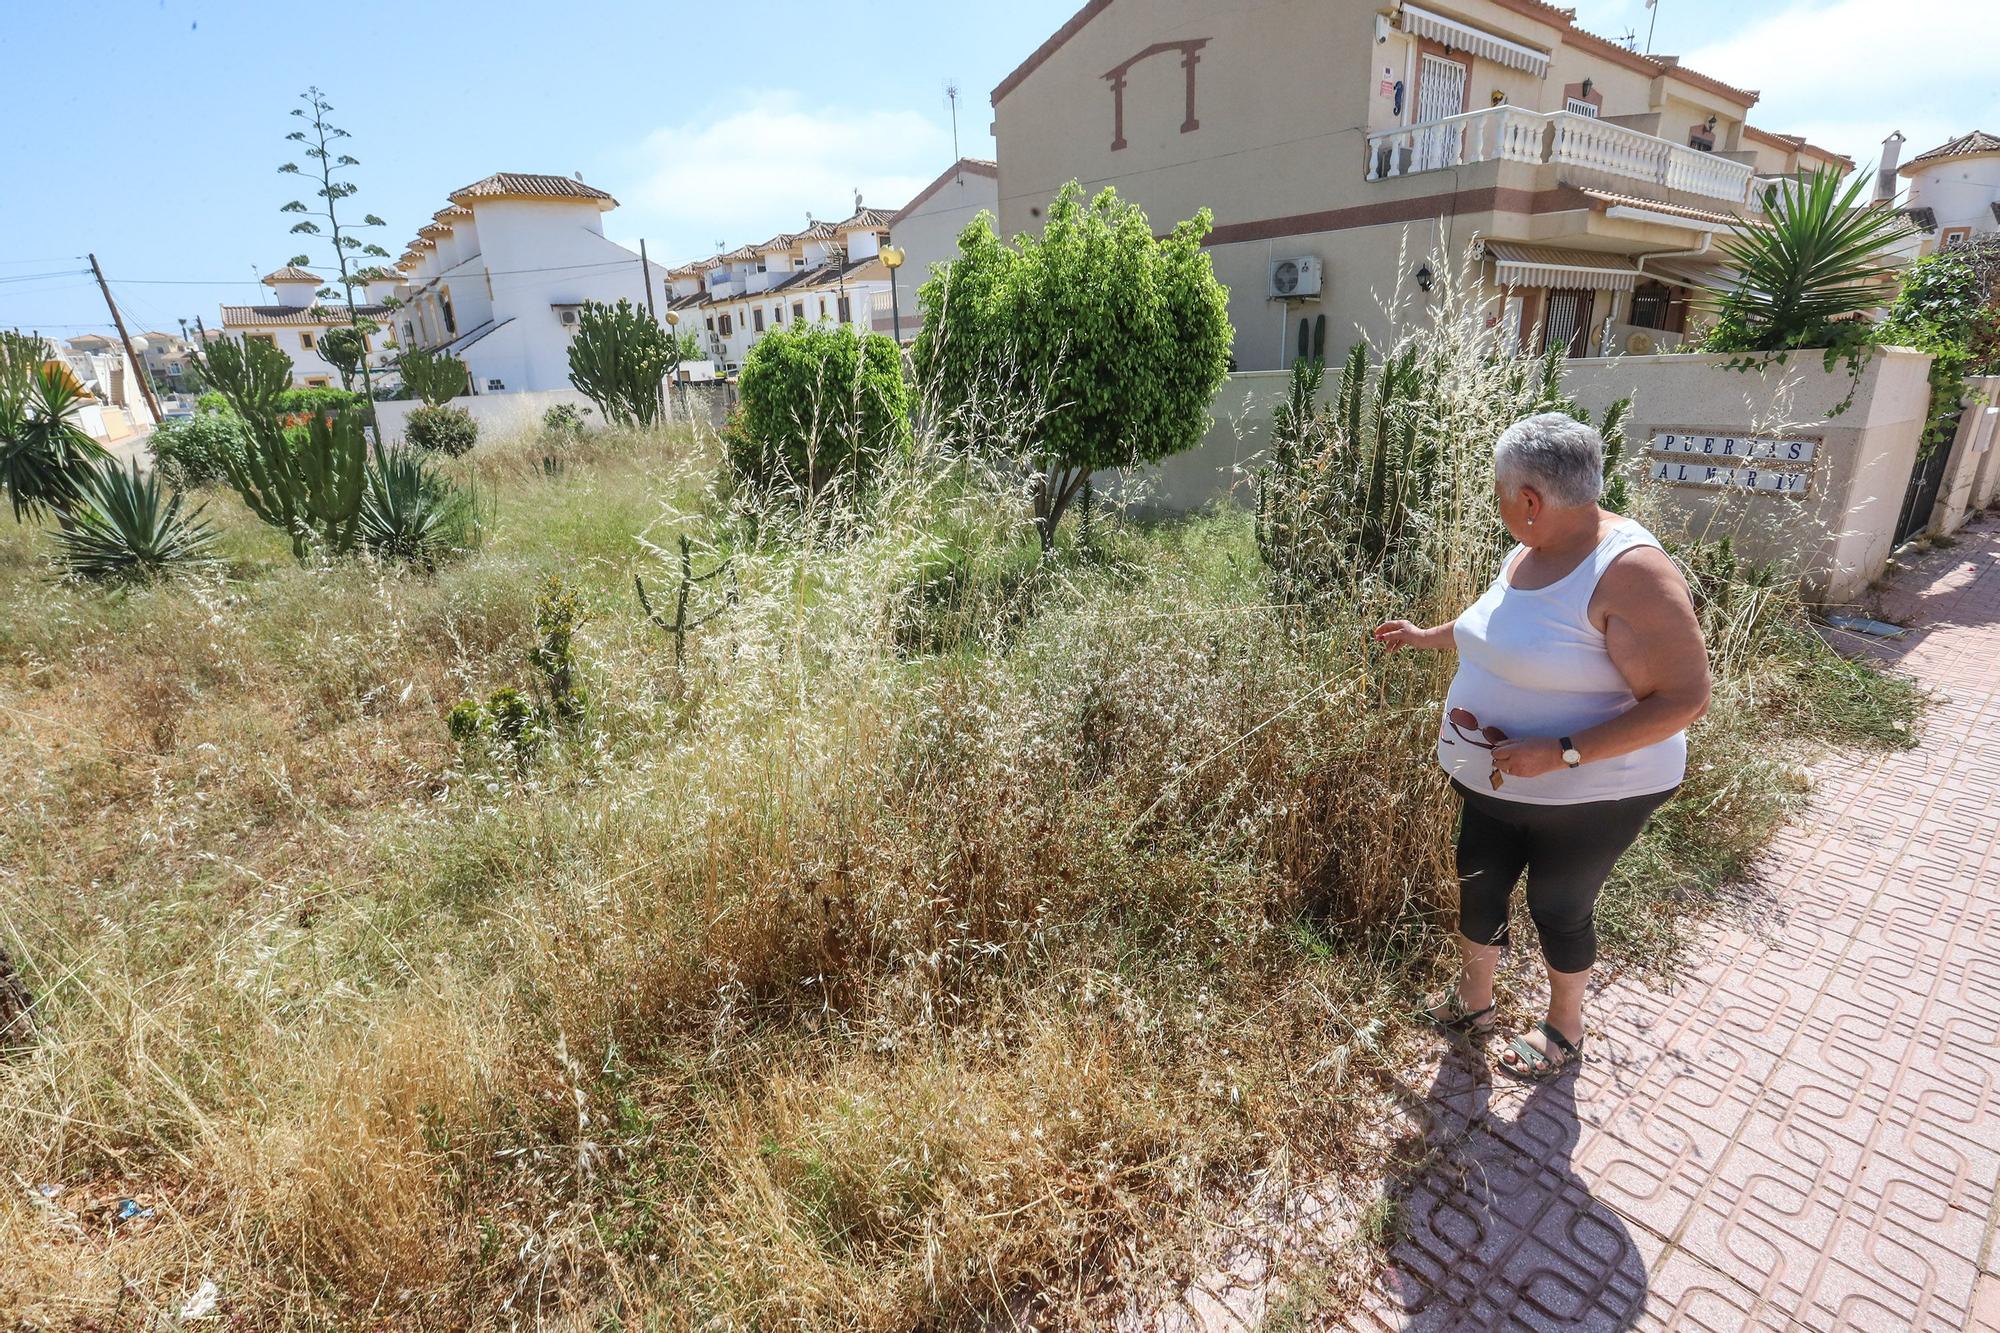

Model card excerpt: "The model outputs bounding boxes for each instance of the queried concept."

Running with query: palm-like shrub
[566,299,686,427]
[1701,168,1914,361]
[1,332,110,522]
[398,348,469,407]
[51,459,218,581]
[405,404,478,456]
[360,447,481,569]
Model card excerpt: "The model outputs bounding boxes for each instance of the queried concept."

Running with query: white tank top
[1437,519,1686,805]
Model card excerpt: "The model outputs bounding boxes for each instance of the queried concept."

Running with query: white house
[662,200,903,376]
[217,266,394,388]
[881,158,999,338]
[55,335,150,442]
[388,172,657,394]
[1885,131,2000,258]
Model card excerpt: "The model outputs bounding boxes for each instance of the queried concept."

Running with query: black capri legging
[1452,779,1677,973]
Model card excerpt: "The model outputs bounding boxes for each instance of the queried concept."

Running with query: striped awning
[1647,260,1744,294]
[1398,4,1551,78]
[1485,243,1640,291]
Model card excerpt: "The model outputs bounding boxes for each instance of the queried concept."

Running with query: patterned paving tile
[1347,516,2000,1331]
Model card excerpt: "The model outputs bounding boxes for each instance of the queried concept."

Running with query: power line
[119,256,648,285]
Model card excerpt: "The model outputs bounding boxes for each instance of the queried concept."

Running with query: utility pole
[639,238,659,321]
[88,252,161,425]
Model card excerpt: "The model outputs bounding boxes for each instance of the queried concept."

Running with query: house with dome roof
[1884,131,2000,260]
[385,172,663,394]
[216,266,397,388]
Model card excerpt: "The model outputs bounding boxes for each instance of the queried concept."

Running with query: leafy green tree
[566,299,687,427]
[734,323,910,494]
[913,183,1233,549]
[278,87,394,430]
[318,320,376,393]
[398,347,469,407]
[1,330,109,522]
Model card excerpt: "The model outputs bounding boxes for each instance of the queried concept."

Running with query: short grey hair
[1494,412,1604,509]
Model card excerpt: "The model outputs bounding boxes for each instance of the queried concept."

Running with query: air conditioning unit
[1269,256,1323,300]
[559,308,580,326]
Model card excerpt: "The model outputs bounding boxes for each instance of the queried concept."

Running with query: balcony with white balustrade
[1366,106,1756,209]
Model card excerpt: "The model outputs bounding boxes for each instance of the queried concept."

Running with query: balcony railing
[1367,107,1755,205]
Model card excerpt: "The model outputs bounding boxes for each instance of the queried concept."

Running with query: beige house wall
[1934,376,2000,532]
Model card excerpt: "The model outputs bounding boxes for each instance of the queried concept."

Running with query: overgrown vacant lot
[0,419,1918,1329]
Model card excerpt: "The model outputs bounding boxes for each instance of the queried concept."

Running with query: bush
[541,403,586,440]
[276,386,365,418]
[733,323,910,494]
[149,412,246,488]
[50,459,218,582]
[404,404,478,457]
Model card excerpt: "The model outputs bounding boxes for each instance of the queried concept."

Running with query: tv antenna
[1619,27,1637,50]
[945,79,962,172]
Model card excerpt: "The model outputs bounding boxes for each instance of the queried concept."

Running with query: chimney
[1874,131,1905,203]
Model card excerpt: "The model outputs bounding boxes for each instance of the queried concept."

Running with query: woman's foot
[1423,988,1496,1035]
[1496,1018,1584,1081]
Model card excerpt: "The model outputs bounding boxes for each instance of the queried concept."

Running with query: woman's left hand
[1490,737,1566,780]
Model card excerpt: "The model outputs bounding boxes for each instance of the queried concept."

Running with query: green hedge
[150,412,247,488]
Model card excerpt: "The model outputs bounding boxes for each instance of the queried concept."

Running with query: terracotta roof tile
[1904,131,2000,172]
[219,304,390,327]
[448,172,618,207]
[261,265,322,284]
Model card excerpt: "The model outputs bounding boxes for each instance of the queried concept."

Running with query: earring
[1527,517,1535,526]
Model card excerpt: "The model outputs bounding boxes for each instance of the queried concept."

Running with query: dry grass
[0,359,1920,1329]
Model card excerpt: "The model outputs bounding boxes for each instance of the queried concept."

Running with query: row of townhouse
[660,203,900,376]
[989,0,1860,367]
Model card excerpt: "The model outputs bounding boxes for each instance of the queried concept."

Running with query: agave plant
[359,446,480,569]
[1703,167,1915,357]
[51,459,218,582]
[1,331,110,522]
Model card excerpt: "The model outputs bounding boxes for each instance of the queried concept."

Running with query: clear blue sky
[2,0,1989,339]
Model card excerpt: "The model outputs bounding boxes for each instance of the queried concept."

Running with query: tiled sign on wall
[1645,431,1818,494]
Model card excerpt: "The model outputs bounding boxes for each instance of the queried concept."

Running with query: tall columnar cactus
[195,334,368,560]
[567,299,677,427]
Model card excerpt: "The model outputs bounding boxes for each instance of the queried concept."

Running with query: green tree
[318,320,376,392]
[1878,250,2000,452]
[278,87,394,432]
[733,323,910,494]
[912,183,1234,549]
[398,347,469,406]
[566,299,688,427]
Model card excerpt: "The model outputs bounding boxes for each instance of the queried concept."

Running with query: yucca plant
[1,331,110,522]
[1702,167,1914,362]
[359,446,480,569]
[51,459,218,582]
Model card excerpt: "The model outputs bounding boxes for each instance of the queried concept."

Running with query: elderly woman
[1373,412,1710,1081]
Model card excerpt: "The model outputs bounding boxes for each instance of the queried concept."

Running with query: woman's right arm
[1371,619,1456,652]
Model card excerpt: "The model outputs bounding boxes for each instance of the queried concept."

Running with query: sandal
[1423,990,1495,1036]
[1496,1021,1584,1082]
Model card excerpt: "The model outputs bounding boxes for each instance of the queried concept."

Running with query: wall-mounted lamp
[1579,77,1593,99]
[1415,263,1435,292]
[1705,115,1718,132]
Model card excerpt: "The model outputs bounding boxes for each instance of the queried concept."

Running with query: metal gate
[1541,289,1595,358]
[1893,408,1965,546]
[1413,55,1468,170]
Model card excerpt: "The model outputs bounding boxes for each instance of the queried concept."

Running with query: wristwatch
[1560,737,1582,768]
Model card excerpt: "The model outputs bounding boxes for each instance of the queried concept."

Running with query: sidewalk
[1361,514,2000,1331]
